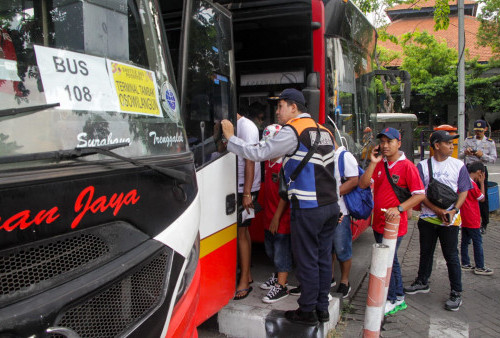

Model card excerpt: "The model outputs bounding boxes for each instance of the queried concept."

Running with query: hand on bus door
[221,119,235,140]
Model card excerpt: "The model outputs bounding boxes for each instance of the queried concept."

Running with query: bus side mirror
[302,72,320,122]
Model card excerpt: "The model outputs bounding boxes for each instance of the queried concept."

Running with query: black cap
[278,88,306,106]
[473,120,487,130]
[430,130,459,145]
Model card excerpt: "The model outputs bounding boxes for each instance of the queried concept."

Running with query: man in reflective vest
[222,88,339,325]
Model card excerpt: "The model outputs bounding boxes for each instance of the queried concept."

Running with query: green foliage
[477,0,500,57]
[376,31,500,115]
[399,32,457,85]
[433,0,451,30]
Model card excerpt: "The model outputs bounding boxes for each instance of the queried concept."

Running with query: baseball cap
[278,88,306,106]
[376,127,401,141]
[473,120,487,130]
[260,124,282,146]
[430,130,459,145]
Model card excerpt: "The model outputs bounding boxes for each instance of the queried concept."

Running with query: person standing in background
[459,119,497,233]
[233,113,261,300]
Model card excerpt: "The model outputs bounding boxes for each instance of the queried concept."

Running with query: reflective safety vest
[283,117,338,209]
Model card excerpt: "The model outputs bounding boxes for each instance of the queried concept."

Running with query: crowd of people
[219,88,497,325]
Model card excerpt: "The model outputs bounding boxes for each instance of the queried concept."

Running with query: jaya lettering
[0,186,140,232]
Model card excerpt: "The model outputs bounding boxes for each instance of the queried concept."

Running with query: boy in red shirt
[257,124,292,303]
[460,161,493,275]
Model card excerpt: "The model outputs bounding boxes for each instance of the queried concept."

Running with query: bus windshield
[0,0,187,168]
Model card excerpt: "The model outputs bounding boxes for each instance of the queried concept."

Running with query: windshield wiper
[0,142,191,184]
[0,103,60,118]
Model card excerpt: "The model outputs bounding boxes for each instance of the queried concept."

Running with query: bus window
[0,0,187,169]
[182,0,234,168]
[326,36,376,154]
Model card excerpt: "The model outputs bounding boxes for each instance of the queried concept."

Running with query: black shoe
[262,284,289,303]
[404,279,430,294]
[289,285,301,296]
[444,291,462,311]
[285,309,319,326]
[336,282,351,299]
[317,310,329,323]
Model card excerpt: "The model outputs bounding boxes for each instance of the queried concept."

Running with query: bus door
[177,0,238,326]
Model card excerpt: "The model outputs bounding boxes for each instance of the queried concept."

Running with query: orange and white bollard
[363,243,390,338]
[380,213,400,318]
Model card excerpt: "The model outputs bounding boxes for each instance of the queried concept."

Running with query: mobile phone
[445,213,451,222]
[376,146,382,156]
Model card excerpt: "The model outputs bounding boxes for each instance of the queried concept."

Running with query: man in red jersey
[359,127,425,315]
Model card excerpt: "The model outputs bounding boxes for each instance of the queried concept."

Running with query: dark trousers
[290,202,340,312]
[480,166,489,229]
[416,218,462,292]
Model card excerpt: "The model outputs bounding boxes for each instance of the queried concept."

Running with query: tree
[477,0,500,57]
[390,32,500,119]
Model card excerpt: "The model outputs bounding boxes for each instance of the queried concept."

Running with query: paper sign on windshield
[108,61,161,117]
[34,45,162,117]
[34,45,118,112]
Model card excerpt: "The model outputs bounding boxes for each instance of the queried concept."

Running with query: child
[258,124,292,303]
[460,161,493,275]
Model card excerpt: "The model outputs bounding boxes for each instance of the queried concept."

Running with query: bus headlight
[175,232,200,303]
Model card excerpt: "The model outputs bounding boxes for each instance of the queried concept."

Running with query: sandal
[234,286,253,300]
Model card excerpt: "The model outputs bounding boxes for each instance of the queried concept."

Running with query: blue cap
[473,120,487,130]
[278,88,306,106]
[377,127,401,141]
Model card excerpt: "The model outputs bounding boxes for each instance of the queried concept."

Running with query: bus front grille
[0,234,109,299]
[54,250,169,338]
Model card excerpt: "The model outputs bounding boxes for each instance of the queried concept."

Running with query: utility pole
[458,0,465,147]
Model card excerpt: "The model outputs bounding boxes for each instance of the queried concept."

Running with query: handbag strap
[384,161,400,193]
[287,122,322,184]
[427,158,434,182]
[338,150,346,178]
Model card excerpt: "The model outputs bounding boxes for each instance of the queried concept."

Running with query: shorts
[264,230,293,272]
[237,191,260,227]
[331,214,353,262]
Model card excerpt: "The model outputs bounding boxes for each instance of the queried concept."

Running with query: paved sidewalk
[338,214,500,337]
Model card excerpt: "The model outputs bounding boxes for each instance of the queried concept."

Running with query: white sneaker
[395,297,405,307]
[384,300,397,316]
[328,293,333,302]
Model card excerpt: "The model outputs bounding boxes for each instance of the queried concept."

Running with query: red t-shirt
[262,160,290,234]
[460,179,483,228]
[372,155,425,236]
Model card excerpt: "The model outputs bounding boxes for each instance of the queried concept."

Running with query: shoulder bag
[339,151,373,220]
[426,158,458,210]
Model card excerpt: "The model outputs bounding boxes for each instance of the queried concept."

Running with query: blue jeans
[291,202,340,312]
[264,230,292,272]
[332,215,353,262]
[460,227,484,268]
[416,218,462,292]
[373,231,404,301]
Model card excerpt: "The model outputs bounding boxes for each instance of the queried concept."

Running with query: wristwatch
[452,207,459,213]
[397,205,404,213]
